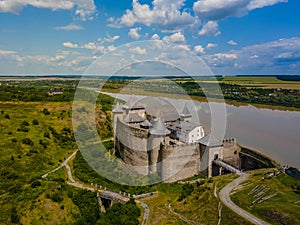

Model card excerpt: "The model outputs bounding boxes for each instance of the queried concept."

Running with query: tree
[21,121,29,126]
[32,119,39,125]
[10,206,20,224]
[4,114,10,119]
[22,138,33,146]
[43,108,50,115]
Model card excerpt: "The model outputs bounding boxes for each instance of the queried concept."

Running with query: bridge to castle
[213,159,243,175]
[97,190,129,211]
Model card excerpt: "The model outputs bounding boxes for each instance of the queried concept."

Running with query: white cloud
[63,42,79,48]
[206,43,218,49]
[107,45,116,52]
[228,40,238,46]
[119,0,196,31]
[151,34,160,40]
[98,35,120,44]
[0,49,17,55]
[247,0,288,10]
[194,45,205,55]
[130,46,147,55]
[63,40,117,54]
[0,0,96,21]
[128,27,141,40]
[198,21,221,36]
[214,53,237,59]
[193,0,287,20]
[54,24,84,31]
[162,32,185,43]
[205,37,300,74]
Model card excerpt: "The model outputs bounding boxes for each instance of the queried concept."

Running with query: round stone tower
[148,117,170,174]
[112,102,124,140]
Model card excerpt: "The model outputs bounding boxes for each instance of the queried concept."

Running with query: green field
[0,102,78,224]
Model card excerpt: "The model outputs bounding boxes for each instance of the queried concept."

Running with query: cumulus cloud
[54,24,84,31]
[98,35,120,44]
[228,40,238,46]
[63,42,79,48]
[198,21,221,36]
[162,32,186,43]
[130,46,147,55]
[151,34,160,40]
[0,0,96,21]
[128,27,141,39]
[119,0,196,31]
[194,45,205,55]
[193,0,287,20]
[63,41,116,54]
[207,43,218,49]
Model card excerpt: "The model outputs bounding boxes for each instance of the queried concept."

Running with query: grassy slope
[141,175,252,225]
[0,102,79,225]
[231,169,300,225]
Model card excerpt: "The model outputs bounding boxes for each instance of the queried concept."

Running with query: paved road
[219,173,271,225]
[140,202,149,225]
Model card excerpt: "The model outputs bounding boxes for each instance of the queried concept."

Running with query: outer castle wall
[160,143,200,183]
[115,118,149,173]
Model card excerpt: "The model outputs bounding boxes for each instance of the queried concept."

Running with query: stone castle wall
[115,118,203,181]
[222,138,241,169]
[160,143,200,183]
[115,118,149,174]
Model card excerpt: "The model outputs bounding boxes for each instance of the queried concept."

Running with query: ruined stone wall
[159,143,200,182]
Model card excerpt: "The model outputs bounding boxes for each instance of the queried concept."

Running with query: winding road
[219,173,270,225]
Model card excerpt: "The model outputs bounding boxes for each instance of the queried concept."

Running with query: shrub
[17,126,29,132]
[32,119,39,125]
[50,192,63,203]
[22,138,33,146]
[10,206,20,224]
[21,121,29,126]
[178,184,194,201]
[43,108,50,115]
[31,180,42,188]
[44,131,50,138]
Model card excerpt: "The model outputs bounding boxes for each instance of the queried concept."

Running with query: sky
[0,0,300,76]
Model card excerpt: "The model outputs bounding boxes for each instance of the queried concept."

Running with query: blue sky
[0,0,300,75]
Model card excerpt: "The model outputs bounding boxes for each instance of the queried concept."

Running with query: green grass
[140,175,252,225]
[231,169,300,225]
[0,102,79,225]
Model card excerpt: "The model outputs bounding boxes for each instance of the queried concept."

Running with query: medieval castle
[112,96,272,183]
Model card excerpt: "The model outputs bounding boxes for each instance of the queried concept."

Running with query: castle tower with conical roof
[148,117,170,174]
[180,103,192,122]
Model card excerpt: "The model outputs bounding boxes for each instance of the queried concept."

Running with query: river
[104,92,300,168]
